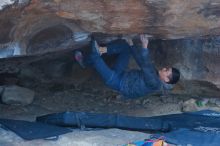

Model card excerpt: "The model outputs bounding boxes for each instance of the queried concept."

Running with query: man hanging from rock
[74,34,180,99]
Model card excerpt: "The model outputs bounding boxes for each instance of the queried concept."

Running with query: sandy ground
[0,128,154,146]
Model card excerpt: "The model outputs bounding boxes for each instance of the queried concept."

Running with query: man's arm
[124,34,151,68]
[126,35,161,89]
[132,35,151,68]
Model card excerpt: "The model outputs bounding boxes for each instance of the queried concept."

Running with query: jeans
[89,39,131,90]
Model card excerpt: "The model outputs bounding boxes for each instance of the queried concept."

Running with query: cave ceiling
[0,0,219,55]
[0,0,220,88]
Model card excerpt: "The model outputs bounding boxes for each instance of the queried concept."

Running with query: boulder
[1,0,220,39]
[1,85,35,106]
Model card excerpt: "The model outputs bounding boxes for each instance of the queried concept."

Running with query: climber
[74,34,180,99]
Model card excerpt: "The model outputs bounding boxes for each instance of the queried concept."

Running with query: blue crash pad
[37,110,220,145]
[0,119,72,140]
[37,110,220,132]
[153,128,220,146]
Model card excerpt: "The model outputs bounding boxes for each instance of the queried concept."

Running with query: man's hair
[167,67,180,84]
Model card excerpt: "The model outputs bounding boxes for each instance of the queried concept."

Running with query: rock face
[3,0,220,37]
[0,1,219,89]
[149,36,220,88]
[1,85,35,105]
[0,0,220,57]
[0,0,220,54]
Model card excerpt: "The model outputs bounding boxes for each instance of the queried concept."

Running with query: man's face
[159,67,172,83]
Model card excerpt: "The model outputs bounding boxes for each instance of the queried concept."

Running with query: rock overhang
[0,0,220,89]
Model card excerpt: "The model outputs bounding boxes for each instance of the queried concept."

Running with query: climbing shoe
[74,50,85,68]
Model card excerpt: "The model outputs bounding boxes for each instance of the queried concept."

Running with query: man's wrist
[142,44,148,49]
[127,40,134,46]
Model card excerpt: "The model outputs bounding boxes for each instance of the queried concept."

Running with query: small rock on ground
[1,85,35,106]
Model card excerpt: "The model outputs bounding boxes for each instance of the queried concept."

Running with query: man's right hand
[140,34,149,49]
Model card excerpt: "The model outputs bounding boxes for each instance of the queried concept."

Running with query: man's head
[159,67,180,84]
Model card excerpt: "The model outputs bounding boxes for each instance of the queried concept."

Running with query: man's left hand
[140,34,149,49]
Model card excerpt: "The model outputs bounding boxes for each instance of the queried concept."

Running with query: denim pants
[89,39,131,90]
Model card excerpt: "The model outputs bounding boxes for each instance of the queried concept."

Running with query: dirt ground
[0,74,185,121]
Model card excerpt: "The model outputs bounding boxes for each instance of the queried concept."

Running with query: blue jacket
[119,46,164,98]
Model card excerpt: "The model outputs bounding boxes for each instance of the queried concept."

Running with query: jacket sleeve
[130,46,161,89]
